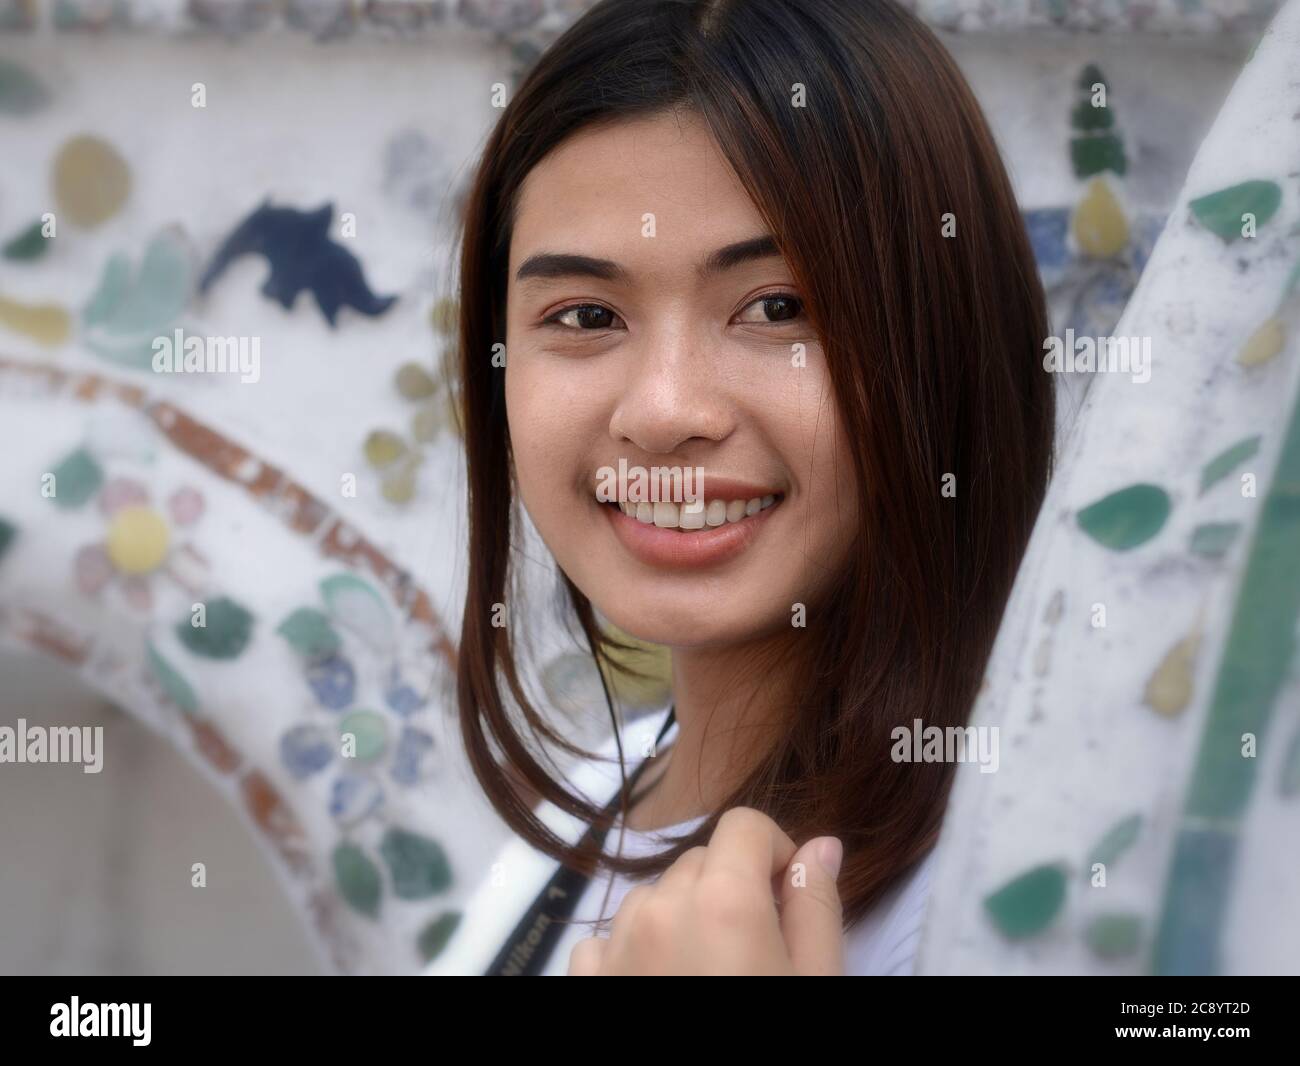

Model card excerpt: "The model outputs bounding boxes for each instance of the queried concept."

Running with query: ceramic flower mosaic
[0,358,467,973]
[0,0,1296,978]
[71,473,208,612]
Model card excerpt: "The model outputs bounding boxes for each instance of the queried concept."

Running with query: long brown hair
[453,0,1055,928]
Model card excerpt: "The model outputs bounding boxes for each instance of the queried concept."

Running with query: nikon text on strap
[485,708,677,976]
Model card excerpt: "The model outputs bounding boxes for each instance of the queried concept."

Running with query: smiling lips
[598,479,783,569]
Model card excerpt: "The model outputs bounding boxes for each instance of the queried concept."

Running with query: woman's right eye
[544,304,623,330]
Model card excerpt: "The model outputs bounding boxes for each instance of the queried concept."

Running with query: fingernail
[816,836,843,880]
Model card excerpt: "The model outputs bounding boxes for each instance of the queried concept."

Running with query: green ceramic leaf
[115,228,193,333]
[146,641,199,714]
[0,57,49,114]
[1189,180,1282,243]
[275,607,342,659]
[1200,435,1261,493]
[83,230,195,371]
[2,220,49,261]
[339,710,387,763]
[48,448,103,509]
[1071,134,1126,179]
[417,911,462,963]
[380,827,453,900]
[333,842,382,918]
[89,228,193,336]
[1076,483,1170,550]
[1070,99,1113,132]
[320,573,393,649]
[1190,522,1242,559]
[1085,913,1142,958]
[1076,64,1105,91]
[83,254,131,328]
[175,596,255,660]
[983,863,1068,939]
[1087,813,1142,873]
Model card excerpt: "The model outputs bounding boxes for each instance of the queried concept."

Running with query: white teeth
[609,494,780,532]
[679,499,706,529]
[653,501,679,527]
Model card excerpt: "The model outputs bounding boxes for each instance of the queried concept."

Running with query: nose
[607,320,733,455]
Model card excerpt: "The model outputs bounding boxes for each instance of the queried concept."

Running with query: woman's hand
[567,807,845,975]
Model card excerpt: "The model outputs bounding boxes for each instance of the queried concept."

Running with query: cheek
[505,361,564,513]
[504,348,605,533]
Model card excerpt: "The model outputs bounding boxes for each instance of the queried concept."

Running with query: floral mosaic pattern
[1,0,1293,979]
[70,472,208,612]
[361,298,462,504]
[0,357,463,973]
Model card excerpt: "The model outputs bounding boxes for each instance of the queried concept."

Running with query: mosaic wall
[0,0,1293,974]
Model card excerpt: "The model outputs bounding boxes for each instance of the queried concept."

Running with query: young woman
[449,0,1054,975]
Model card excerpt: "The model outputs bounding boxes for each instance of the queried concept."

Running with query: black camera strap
[484,707,677,976]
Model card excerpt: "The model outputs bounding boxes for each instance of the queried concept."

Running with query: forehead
[509,109,768,270]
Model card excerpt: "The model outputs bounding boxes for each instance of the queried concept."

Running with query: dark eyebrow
[514,234,782,286]
[699,234,781,278]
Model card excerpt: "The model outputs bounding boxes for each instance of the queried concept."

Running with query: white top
[425,705,936,976]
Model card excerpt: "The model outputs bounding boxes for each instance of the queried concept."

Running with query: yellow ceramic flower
[106,505,171,574]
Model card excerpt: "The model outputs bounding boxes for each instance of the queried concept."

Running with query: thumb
[778,836,845,976]
[567,935,608,976]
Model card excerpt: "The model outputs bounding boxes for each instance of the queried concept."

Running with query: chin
[589,584,793,651]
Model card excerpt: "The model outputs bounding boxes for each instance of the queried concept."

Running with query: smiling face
[504,108,859,650]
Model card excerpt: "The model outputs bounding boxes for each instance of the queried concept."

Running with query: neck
[622,631,797,833]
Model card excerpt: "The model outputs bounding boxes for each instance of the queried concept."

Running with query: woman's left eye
[735,293,804,325]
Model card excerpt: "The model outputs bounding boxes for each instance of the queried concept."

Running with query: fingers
[578,810,842,976]
[702,807,799,888]
[778,836,845,976]
[568,935,608,976]
[654,845,709,891]
[606,845,706,944]
[606,881,654,942]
